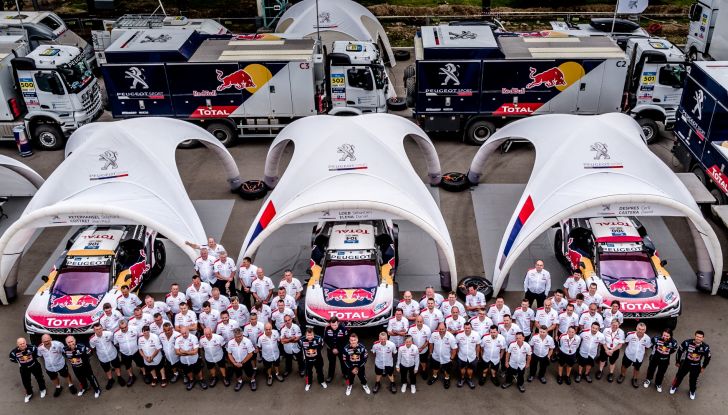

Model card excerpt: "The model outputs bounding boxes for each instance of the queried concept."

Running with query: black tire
[205,122,237,147]
[439,171,470,192]
[33,124,64,150]
[393,49,410,61]
[710,188,726,205]
[386,96,407,111]
[688,47,698,62]
[405,77,416,108]
[403,64,415,82]
[178,139,198,149]
[691,166,707,185]
[464,120,496,146]
[392,223,399,271]
[456,276,494,302]
[151,239,166,278]
[554,229,569,268]
[637,118,660,144]
[239,179,269,200]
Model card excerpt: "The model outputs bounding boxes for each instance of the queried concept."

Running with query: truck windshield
[372,65,387,89]
[57,59,93,94]
[659,65,686,87]
[323,259,378,289]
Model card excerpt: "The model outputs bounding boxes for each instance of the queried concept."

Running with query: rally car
[304,221,398,328]
[554,217,680,326]
[24,225,166,340]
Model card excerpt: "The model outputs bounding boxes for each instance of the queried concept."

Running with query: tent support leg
[689,220,714,292]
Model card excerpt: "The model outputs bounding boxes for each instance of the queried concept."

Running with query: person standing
[165,283,187,317]
[64,336,101,398]
[116,285,141,317]
[397,291,420,323]
[299,327,327,391]
[408,316,431,380]
[238,257,258,308]
[278,270,303,307]
[175,327,206,391]
[643,328,678,393]
[619,322,652,388]
[528,325,555,384]
[280,315,303,377]
[576,322,605,383]
[9,337,46,403]
[342,333,370,396]
[512,299,535,339]
[186,275,212,314]
[557,326,581,385]
[563,270,586,301]
[212,251,237,297]
[371,332,397,394]
[194,247,216,287]
[198,327,226,387]
[670,330,711,400]
[99,303,124,332]
[523,260,551,308]
[455,322,480,389]
[397,336,420,394]
[502,332,532,393]
[323,316,349,383]
[479,325,506,386]
[226,328,257,392]
[89,324,125,389]
[427,323,457,389]
[138,326,165,387]
[487,296,511,325]
[464,285,486,318]
[597,319,625,382]
[114,319,144,385]
[38,334,77,397]
[534,299,558,339]
[257,322,284,386]
[185,237,225,259]
[251,267,275,306]
[420,298,444,333]
[159,323,181,384]
[419,286,444,309]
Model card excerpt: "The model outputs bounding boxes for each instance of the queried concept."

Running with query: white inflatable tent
[0,155,44,197]
[276,0,396,66]
[466,113,722,295]
[0,118,242,304]
[240,114,457,288]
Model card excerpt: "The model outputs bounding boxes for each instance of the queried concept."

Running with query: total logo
[525,62,585,91]
[706,165,728,194]
[28,314,95,328]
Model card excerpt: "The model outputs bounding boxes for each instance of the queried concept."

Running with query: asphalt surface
[1,65,727,413]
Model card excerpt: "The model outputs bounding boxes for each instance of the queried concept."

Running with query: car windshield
[57,59,93,94]
[52,267,110,296]
[323,259,378,289]
[599,253,656,280]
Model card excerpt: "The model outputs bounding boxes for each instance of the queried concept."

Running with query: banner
[617,0,649,14]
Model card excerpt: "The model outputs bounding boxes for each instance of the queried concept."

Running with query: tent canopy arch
[0,155,44,197]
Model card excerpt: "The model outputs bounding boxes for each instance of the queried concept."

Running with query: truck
[100,29,391,146]
[672,61,728,204]
[0,38,103,150]
[0,11,95,66]
[404,25,685,145]
[549,17,650,50]
[686,0,728,61]
[91,14,229,65]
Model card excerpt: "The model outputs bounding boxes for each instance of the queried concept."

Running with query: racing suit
[64,344,100,393]
[644,335,678,387]
[672,339,711,394]
[9,344,45,396]
[324,324,349,379]
[299,335,325,385]
[342,343,368,386]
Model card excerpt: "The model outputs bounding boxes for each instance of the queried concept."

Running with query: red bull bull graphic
[608,279,657,296]
[50,294,102,312]
[526,67,566,89]
[324,288,376,304]
[127,250,151,288]
[216,69,256,91]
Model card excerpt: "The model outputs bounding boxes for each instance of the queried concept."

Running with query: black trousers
[645,356,670,386]
[345,365,367,386]
[525,290,547,308]
[506,366,526,387]
[304,357,324,385]
[213,280,236,297]
[529,355,550,378]
[672,364,702,393]
[20,363,45,395]
[72,364,100,392]
[400,365,416,385]
[284,350,303,374]
[326,348,346,378]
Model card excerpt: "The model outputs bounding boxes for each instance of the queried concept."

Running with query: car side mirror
[41,275,48,282]
[660,259,668,267]
[124,274,132,281]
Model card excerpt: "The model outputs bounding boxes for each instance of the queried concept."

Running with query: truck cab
[686,0,728,61]
[624,38,687,143]
[327,41,388,115]
[2,44,102,150]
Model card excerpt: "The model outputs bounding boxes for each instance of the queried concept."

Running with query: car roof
[327,223,375,251]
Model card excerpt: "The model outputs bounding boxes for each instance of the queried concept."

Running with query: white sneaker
[305,384,311,392]
[690,392,696,400]
[362,384,371,394]
[411,384,416,394]
[401,383,407,393]
[24,394,32,403]
[40,389,46,398]
[669,387,677,395]
[656,385,663,393]
[345,385,352,396]
[643,379,650,388]
[94,390,100,399]
[77,389,85,397]
[320,382,328,389]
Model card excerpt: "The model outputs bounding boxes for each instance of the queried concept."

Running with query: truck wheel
[239,179,269,200]
[710,188,727,205]
[637,118,660,144]
[33,124,64,150]
[405,77,416,108]
[150,239,166,278]
[688,48,698,62]
[394,50,411,61]
[403,64,415,82]
[691,166,707,185]
[206,122,237,147]
[440,171,470,192]
[465,120,495,146]
[178,139,198,149]
[386,97,407,111]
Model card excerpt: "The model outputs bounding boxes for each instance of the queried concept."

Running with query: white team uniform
[487,305,511,325]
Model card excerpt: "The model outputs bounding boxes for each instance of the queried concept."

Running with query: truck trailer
[101,29,390,146]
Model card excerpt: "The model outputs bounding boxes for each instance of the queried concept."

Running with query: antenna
[14,0,28,45]
[314,0,322,54]
[152,0,168,17]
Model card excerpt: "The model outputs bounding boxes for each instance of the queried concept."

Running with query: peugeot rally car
[24,225,166,340]
[304,221,398,328]
[554,217,680,324]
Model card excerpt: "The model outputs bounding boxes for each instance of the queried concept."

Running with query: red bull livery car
[554,217,680,325]
[24,225,166,340]
[304,221,398,328]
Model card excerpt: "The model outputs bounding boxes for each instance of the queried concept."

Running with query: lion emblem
[99,150,118,170]
[337,144,356,162]
[590,142,610,161]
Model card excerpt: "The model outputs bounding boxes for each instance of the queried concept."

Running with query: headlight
[24,316,45,332]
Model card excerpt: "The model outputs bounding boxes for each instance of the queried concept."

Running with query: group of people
[8,245,712,404]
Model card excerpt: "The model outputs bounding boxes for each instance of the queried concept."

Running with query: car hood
[26,290,113,329]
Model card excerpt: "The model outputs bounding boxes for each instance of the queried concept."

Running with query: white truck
[0,38,103,150]
[686,0,728,61]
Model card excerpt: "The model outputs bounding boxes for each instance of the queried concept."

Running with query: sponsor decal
[334,229,371,234]
[215,64,272,94]
[50,215,117,225]
[27,314,95,328]
[317,209,373,221]
[316,11,338,29]
[329,143,367,171]
[247,200,276,248]
[679,108,706,140]
[619,299,667,312]
[609,280,657,296]
[127,250,150,288]
[343,236,359,244]
[329,251,372,260]
[125,67,149,90]
[65,257,111,267]
[190,105,239,119]
[501,87,525,94]
[90,150,129,181]
[448,30,477,40]
[583,142,624,169]
[641,71,657,85]
[525,62,585,91]
[50,294,101,311]
[192,90,217,97]
[692,89,704,120]
[706,165,728,194]
[493,103,542,116]
[337,143,356,161]
[439,63,461,86]
[81,234,115,239]
[324,288,376,304]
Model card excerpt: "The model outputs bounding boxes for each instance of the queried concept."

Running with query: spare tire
[457,276,494,302]
[405,77,416,108]
[386,96,407,111]
[239,179,268,200]
[440,171,470,192]
[394,49,411,61]
[403,64,415,82]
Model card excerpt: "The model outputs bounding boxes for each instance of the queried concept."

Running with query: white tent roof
[0,155,44,197]
[0,118,241,304]
[241,114,456,287]
[466,113,722,295]
[276,0,396,66]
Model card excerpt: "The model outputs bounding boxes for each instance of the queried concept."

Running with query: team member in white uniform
[498,315,521,346]
[557,326,581,385]
[243,313,265,371]
[199,327,227,387]
[371,332,398,394]
[597,319,625,382]
[272,287,297,313]
[215,310,240,344]
[89,324,124,390]
[602,300,624,327]
[194,247,216,286]
[469,310,494,337]
[142,295,170,319]
[551,290,569,314]
[251,268,275,305]
[280,316,303,377]
[578,303,604,331]
[175,327,206,391]
[185,238,225,259]
[420,298,444,332]
[127,307,153,334]
[38,334,77,396]
[535,299,559,337]
[464,285,486,318]
[487,296,511,325]
[572,293,588,316]
[387,309,409,347]
[563,270,586,300]
[100,303,124,332]
[251,301,272,324]
[174,302,198,332]
[396,336,420,393]
[199,302,221,331]
[619,322,652,388]
[114,319,143,386]
[138,326,164,386]
[479,325,506,386]
[226,296,250,326]
[583,283,603,307]
[257,323,283,386]
[439,292,466,319]
[159,323,181,384]
[444,306,467,336]
[397,291,420,323]
[227,328,257,391]
[557,304,579,338]
[407,316,431,380]
[186,276,212,313]
[213,251,237,297]
[523,260,551,308]
[455,322,480,389]
[419,286,444,309]
[503,332,532,393]
[208,288,231,313]
[512,299,535,338]
[278,270,303,305]
[427,323,457,389]
[149,313,171,337]
[528,326,555,384]
[116,285,141,317]
[238,256,258,307]
[271,299,295,331]
[165,283,187,316]
[576,322,606,383]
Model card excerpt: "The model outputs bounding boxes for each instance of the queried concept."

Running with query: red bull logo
[216,69,256,91]
[609,280,656,296]
[76,295,99,308]
[50,294,100,310]
[325,288,375,304]
[128,249,150,288]
[51,295,74,308]
[526,67,567,89]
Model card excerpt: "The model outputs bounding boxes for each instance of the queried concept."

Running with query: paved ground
[0,59,727,412]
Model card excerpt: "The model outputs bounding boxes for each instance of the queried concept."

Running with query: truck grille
[82,83,102,116]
